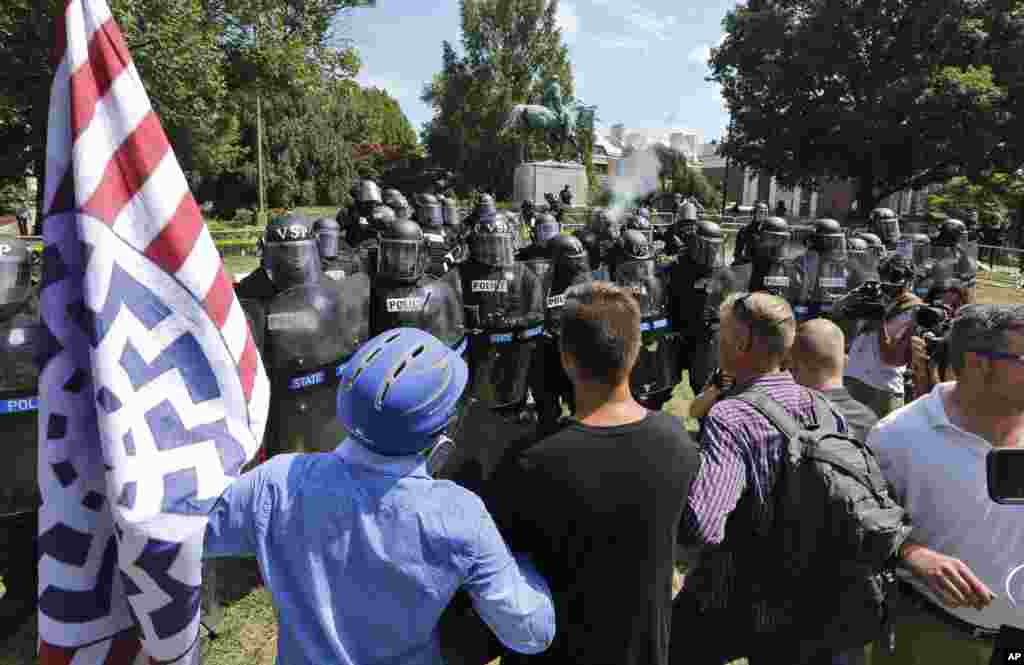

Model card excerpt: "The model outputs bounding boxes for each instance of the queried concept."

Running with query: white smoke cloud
[607,148,661,222]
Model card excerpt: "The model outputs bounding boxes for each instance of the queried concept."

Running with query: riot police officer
[241,215,370,459]
[793,218,850,320]
[671,221,750,395]
[466,193,498,231]
[847,235,880,286]
[520,199,536,230]
[531,234,593,435]
[870,207,901,250]
[732,203,770,266]
[236,214,317,302]
[447,214,545,480]
[516,213,561,262]
[578,208,620,280]
[664,198,700,257]
[313,217,361,281]
[920,219,977,301]
[854,231,886,262]
[442,196,468,265]
[606,215,653,280]
[748,216,796,297]
[416,193,454,278]
[346,180,385,247]
[371,217,465,350]
[612,229,677,410]
[0,238,41,638]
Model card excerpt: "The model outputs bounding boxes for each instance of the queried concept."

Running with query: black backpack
[734,388,912,657]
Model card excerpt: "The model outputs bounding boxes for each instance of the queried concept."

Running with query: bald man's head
[791,318,846,389]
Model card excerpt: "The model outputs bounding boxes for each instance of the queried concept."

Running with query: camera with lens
[913,301,953,364]
[830,280,904,322]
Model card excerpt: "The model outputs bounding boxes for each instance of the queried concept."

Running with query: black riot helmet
[592,209,621,243]
[755,201,769,221]
[533,213,561,246]
[0,237,33,315]
[935,219,968,247]
[382,187,402,208]
[312,217,341,259]
[679,200,699,222]
[549,234,590,275]
[358,180,382,207]
[757,216,790,258]
[879,253,914,286]
[471,214,516,267]
[847,236,869,257]
[378,218,425,283]
[262,214,321,291]
[620,228,653,261]
[371,204,396,234]
[474,194,498,226]
[856,232,885,257]
[810,218,845,253]
[689,220,724,268]
[870,207,900,246]
[443,198,462,236]
[624,214,654,244]
[909,232,931,266]
[416,193,443,230]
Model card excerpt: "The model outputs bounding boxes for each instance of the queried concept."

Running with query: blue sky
[338,0,734,146]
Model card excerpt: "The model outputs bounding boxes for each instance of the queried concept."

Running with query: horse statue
[504,80,584,163]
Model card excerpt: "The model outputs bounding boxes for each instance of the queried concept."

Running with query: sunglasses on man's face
[971,350,1024,367]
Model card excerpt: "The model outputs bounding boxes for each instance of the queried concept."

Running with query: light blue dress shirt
[205,438,555,665]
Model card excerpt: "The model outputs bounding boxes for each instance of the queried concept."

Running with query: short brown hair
[560,281,642,385]
[722,292,796,361]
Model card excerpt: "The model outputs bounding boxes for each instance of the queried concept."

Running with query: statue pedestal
[513,161,588,208]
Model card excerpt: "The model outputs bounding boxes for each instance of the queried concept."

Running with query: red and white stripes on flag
[39,1,269,663]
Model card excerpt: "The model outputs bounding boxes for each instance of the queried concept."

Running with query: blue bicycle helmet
[337,328,469,456]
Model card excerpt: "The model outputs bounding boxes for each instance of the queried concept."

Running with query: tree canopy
[421,0,578,198]
[0,0,424,215]
[710,0,1020,214]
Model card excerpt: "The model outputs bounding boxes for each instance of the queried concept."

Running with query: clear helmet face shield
[471,233,516,267]
[378,238,424,282]
[263,240,322,290]
[316,230,340,259]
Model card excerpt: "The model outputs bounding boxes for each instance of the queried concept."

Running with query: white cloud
[355,70,412,100]
[593,34,649,52]
[624,8,676,41]
[557,1,580,44]
[688,44,711,65]
[587,1,677,41]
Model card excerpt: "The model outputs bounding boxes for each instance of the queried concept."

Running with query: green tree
[421,0,575,198]
[710,0,1015,215]
[653,145,722,210]
[928,170,1024,227]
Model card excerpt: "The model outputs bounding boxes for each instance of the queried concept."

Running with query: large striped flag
[38,1,270,663]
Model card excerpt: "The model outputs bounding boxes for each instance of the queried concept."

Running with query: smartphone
[987,449,1024,505]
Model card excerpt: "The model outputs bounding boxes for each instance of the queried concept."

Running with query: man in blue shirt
[205,327,555,665]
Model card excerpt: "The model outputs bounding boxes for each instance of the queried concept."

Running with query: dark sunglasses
[732,291,794,332]
[971,350,1024,366]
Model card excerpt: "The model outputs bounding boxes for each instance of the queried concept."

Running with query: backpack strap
[732,387,836,439]
[732,389,803,440]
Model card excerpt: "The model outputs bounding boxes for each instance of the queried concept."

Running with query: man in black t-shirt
[791,318,877,444]
[481,281,701,665]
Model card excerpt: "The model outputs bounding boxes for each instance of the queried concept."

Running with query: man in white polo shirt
[868,304,1024,665]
